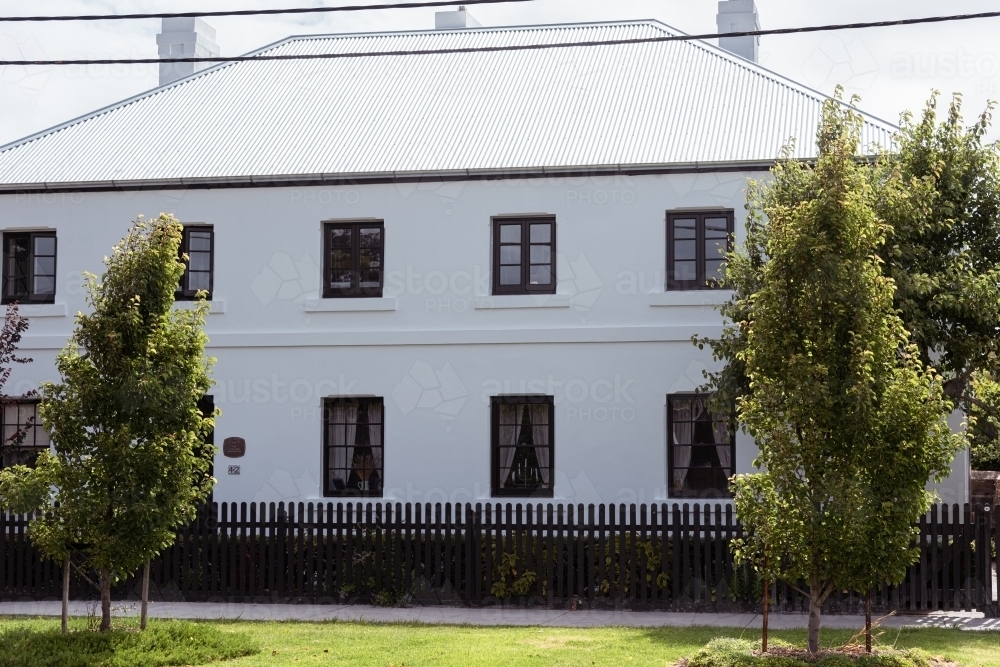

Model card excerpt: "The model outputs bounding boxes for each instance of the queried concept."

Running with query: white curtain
[498,404,521,487]
[329,403,348,486]
[344,403,358,478]
[368,402,383,472]
[672,399,693,492]
[713,418,732,474]
[530,404,550,485]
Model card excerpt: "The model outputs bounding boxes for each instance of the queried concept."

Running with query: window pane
[330,249,352,269]
[705,238,727,260]
[706,260,725,283]
[188,232,211,252]
[529,245,551,264]
[674,239,696,261]
[331,228,352,247]
[672,445,692,467]
[529,265,551,285]
[360,249,381,269]
[360,228,381,248]
[500,246,520,265]
[705,218,729,236]
[529,224,551,243]
[673,261,696,281]
[499,225,520,243]
[500,266,521,285]
[33,257,55,276]
[359,269,381,288]
[189,252,210,272]
[188,272,210,291]
[33,276,55,295]
[330,272,352,288]
[672,219,696,238]
[33,237,55,256]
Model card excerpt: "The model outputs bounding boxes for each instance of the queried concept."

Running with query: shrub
[684,638,943,667]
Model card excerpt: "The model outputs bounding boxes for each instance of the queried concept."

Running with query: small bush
[0,619,259,667]
[684,638,945,667]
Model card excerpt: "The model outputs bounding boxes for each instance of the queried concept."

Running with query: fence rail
[3,502,997,614]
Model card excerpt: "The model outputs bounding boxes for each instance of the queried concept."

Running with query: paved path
[0,601,996,630]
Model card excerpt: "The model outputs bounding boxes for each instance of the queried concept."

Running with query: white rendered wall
[0,173,969,505]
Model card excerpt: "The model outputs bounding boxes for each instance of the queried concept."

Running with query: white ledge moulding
[14,303,68,318]
[473,294,571,310]
[302,296,397,312]
[174,300,226,314]
[648,291,734,307]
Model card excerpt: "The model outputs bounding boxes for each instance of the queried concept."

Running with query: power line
[2,10,999,66]
[0,0,532,22]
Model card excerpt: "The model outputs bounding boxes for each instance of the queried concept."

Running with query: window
[323,221,384,297]
[668,394,734,498]
[492,217,556,295]
[666,211,733,290]
[2,232,56,304]
[0,400,50,469]
[323,397,384,497]
[177,225,214,300]
[491,395,554,497]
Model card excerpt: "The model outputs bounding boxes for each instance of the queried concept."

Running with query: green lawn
[1,616,998,667]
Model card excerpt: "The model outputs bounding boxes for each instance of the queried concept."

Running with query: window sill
[12,303,66,318]
[474,294,570,310]
[648,291,733,307]
[174,300,226,314]
[303,296,397,312]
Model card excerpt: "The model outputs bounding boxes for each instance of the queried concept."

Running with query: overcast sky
[2,0,1000,146]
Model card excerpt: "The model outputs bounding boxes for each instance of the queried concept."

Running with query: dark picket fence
[3,502,998,615]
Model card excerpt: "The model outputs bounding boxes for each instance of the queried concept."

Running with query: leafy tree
[0,215,216,631]
[723,97,960,654]
[705,93,1000,467]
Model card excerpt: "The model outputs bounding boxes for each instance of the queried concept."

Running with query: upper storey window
[323,221,384,298]
[177,225,214,300]
[492,217,556,295]
[666,211,733,290]
[2,231,56,304]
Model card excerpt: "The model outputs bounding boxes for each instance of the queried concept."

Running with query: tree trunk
[99,568,112,632]
[61,557,70,635]
[807,583,822,655]
[762,578,769,653]
[865,589,872,653]
[140,561,150,630]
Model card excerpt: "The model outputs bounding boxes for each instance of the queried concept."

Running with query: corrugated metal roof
[0,20,896,190]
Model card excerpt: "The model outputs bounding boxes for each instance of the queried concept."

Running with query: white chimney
[156,17,220,86]
[435,6,481,30]
[716,0,759,63]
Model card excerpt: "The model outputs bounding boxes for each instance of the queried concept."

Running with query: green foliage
[490,552,538,598]
[0,214,216,622]
[721,94,961,651]
[0,620,258,667]
[686,638,935,667]
[967,371,1000,470]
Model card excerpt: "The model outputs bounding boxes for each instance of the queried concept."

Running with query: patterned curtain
[498,404,521,487]
[530,404,550,485]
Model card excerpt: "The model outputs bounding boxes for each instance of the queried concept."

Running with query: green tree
[0,214,216,631]
[724,97,960,654]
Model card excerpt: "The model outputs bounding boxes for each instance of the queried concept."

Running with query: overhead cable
[0,0,533,22]
[3,11,999,66]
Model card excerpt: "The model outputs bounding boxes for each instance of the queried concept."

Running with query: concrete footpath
[0,601,997,631]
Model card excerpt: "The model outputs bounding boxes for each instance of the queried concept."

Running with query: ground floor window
[668,394,734,498]
[0,399,50,469]
[324,397,384,497]
[491,395,554,498]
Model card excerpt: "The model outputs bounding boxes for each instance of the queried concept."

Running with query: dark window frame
[0,398,50,470]
[323,396,385,498]
[2,231,57,305]
[322,220,385,298]
[666,210,734,291]
[490,394,555,498]
[491,216,557,295]
[176,225,214,301]
[666,393,735,499]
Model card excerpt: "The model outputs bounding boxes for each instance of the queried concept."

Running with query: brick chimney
[157,18,220,86]
[716,0,759,63]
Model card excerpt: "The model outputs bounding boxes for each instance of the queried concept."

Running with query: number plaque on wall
[223,437,246,458]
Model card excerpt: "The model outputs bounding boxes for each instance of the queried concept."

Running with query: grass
[0,617,998,667]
